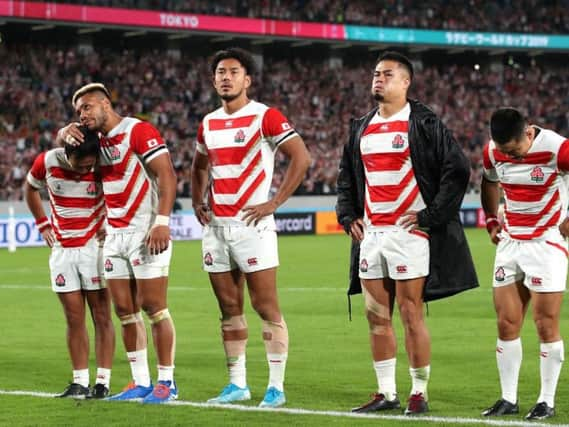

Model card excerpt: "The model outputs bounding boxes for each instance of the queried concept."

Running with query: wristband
[154,215,170,227]
[485,215,500,233]
[36,216,51,232]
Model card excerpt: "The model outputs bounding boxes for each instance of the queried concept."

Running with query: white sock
[228,354,247,388]
[409,365,430,397]
[538,340,564,407]
[497,338,522,404]
[157,365,175,383]
[267,353,287,392]
[127,349,151,387]
[373,358,397,400]
[96,367,111,388]
[73,369,89,387]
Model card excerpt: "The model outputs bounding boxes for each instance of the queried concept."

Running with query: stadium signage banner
[2,1,567,50]
[344,26,569,50]
[0,1,345,40]
[275,213,315,235]
[0,214,203,248]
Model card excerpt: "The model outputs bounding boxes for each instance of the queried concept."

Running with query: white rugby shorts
[202,225,279,273]
[359,228,430,280]
[493,233,568,292]
[103,231,172,280]
[49,239,105,293]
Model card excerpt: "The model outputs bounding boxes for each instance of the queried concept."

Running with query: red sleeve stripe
[482,143,493,170]
[557,139,569,171]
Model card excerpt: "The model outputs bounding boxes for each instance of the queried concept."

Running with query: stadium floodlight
[123,31,147,38]
[78,27,102,34]
[31,24,55,31]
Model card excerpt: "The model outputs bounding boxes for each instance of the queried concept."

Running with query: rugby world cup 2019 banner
[0,214,203,248]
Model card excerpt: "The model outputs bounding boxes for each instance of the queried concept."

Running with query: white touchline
[0,389,561,427]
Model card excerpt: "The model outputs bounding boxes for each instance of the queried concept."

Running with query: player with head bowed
[57,83,178,404]
[336,51,478,415]
[25,128,115,399]
[191,47,311,408]
[481,107,568,420]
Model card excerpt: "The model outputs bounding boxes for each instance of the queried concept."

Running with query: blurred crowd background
[55,0,569,33]
[1,1,568,201]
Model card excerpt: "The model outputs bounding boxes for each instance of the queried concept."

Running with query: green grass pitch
[1,229,568,426]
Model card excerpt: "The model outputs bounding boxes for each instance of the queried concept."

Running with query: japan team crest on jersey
[495,266,505,282]
[392,134,405,149]
[234,129,246,144]
[104,259,113,272]
[530,166,544,182]
[360,259,368,273]
[55,274,66,287]
[86,182,98,196]
[109,146,121,161]
[204,252,213,266]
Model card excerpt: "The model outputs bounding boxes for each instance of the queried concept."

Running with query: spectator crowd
[1,42,569,200]
[54,0,569,34]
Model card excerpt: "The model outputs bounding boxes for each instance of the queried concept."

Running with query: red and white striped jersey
[99,117,169,233]
[27,148,104,248]
[483,127,569,240]
[361,103,426,230]
[197,100,298,227]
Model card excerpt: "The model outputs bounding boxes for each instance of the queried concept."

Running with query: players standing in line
[191,48,311,408]
[481,108,567,420]
[57,83,178,404]
[25,128,115,399]
[336,51,478,415]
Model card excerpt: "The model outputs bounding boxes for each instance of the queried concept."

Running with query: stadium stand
[1,41,568,200]
[51,0,569,33]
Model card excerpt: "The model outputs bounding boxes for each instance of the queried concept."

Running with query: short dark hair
[210,47,257,76]
[65,126,100,159]
[490,107,527,144]
[376,51,414,81]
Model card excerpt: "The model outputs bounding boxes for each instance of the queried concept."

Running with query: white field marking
[0,284,491,293]
[0,285,345,292]
[0,389,563,427]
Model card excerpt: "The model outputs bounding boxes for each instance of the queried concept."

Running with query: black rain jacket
[335,100,479,301]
